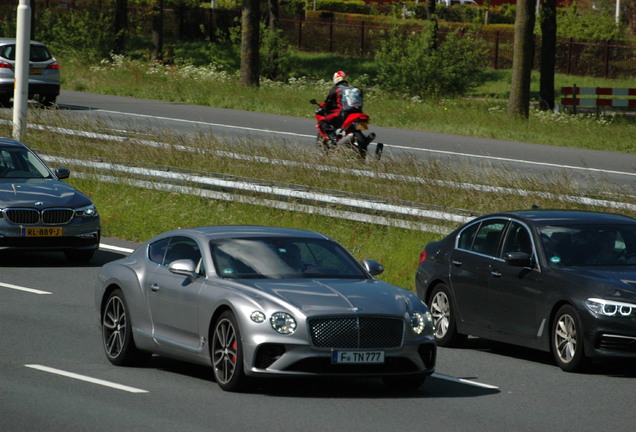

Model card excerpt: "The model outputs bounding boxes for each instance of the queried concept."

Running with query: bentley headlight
[75,204,99,218]
[585,298,636,318]
[410,311,432,335]
[250,311,266,323]
[270,312,297,334]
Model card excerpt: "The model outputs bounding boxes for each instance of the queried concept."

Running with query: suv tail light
[419,249,427,263]
[45,60,60,70]
[0,60,13,69]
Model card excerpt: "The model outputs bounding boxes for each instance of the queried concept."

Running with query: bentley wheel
[552,305,588,372]
[429,284,466,347]
[102,289,148,366]
[212,311,247,391]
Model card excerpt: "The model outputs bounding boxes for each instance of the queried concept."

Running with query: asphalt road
[55,90,636,191]
[1,242,635,432]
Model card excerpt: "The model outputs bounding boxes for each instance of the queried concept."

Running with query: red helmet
[333,71,348,85]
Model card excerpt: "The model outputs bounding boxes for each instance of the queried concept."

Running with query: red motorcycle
[311,99,383,159]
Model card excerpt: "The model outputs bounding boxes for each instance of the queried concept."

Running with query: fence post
[329,16,334,53]
[573,83,577,115]
[493,31,499,70]
[297,19,303,50]
[604,39,610,79]
[567,37,573,75]
[360,21,365,57]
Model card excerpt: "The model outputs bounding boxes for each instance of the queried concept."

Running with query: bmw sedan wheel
[552,305,588,372]
[212,311,246,392]
[429,284,466,347]
[102,289,149,366]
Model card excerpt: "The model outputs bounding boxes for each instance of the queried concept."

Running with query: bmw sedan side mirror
[362,259,384,276]
[55,167,70,179]
[504,251,534,268]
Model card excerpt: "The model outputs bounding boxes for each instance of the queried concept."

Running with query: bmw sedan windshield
[541,223,636,267]
[210,237,368,279]
[0,145,52,179]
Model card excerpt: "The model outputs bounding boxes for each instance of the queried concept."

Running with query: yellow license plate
[356,122,368,130]
[24,227,63,237]
[29,68,42,75]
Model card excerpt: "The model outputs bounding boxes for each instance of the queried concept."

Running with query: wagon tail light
[0,60,13,69]
[45,60,60,70]
[419,249,427,263]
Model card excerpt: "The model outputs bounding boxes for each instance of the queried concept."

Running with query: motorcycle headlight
[585,298,636,318]
[410,311,432,335]
[270,312,297,334]
[75,204,98,218]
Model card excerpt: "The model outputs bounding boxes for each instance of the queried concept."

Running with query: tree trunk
[266,0,280,79]
[427,0,436,20]
[539,0,557,111]
[152,0,164,62]
[114,0,128,55]
[240,0,260,87]
[507,0,536,118]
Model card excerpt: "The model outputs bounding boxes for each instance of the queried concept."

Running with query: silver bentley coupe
[95,226,436,392]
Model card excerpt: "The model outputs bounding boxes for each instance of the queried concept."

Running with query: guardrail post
[573,84,577,115]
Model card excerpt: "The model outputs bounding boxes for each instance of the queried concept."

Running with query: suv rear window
[0,44,52,62]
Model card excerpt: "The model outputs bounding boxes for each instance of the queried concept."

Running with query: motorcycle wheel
[316,133,332,154]
[353,131,368,159]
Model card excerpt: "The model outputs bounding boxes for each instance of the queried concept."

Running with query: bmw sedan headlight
[270,312,297,334]
[410,311,433,335]
[585,298,636,318]
[75,204,99,218]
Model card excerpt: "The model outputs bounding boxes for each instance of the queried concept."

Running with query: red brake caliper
[231,340,237,363]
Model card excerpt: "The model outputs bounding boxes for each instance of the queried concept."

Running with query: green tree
[152,0,164,61]
[507,0,536,118]
[114,0,128,54]
[539,0,557,111]
[240,0,260,87]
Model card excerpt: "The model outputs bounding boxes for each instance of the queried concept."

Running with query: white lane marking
[0,282,52,295]
[386,143,636,178]
[93,109,311,138]
[25,364,148,393]
[100,243,134,254]
[432,373,499,390]
[80,108,636,178]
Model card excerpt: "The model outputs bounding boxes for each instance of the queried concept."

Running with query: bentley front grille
[309,316,404,349]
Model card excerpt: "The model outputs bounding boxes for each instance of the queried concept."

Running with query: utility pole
[13,0,31,141]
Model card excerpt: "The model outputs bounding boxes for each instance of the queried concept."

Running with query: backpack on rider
[339,84,363,112]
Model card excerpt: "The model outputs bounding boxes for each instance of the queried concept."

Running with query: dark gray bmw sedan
[416,209,636,372]
[0,138,100,262]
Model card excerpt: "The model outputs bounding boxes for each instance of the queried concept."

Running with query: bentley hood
[0,179,92,208]
[251,279,421,316]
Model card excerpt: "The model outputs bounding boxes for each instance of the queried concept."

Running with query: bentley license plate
[332,350,385,364]
[24,227,63,237]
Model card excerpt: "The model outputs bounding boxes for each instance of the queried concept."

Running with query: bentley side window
[148,238,170,265]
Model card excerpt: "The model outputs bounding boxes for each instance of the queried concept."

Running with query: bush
[375,25,488,98]
[33,9,115,61]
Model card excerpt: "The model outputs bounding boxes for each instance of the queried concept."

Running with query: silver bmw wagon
[95,225,437,392]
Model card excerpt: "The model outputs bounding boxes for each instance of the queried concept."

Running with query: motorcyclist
[319,71,351,144]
